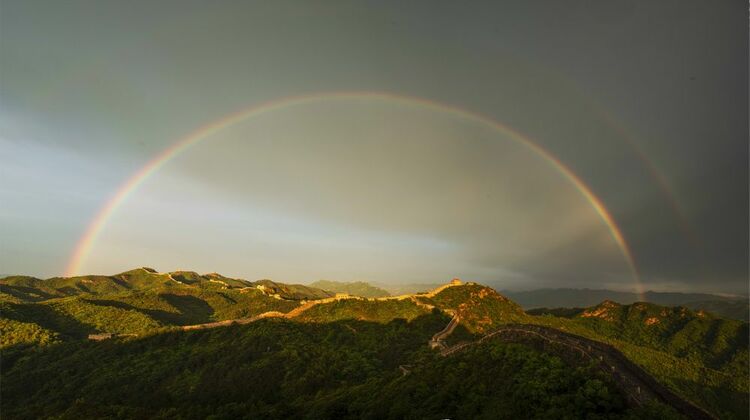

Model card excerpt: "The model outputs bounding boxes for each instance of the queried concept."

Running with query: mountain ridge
[502,287,749,321]
[309,280,391,298]
[1,269,747,418]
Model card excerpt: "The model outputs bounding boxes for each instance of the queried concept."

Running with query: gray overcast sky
[1,0,747,294]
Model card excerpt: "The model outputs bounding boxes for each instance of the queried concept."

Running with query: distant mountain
[253,279,334,300]
[309,280,390,298]
[682,300,750,322]
[502,287,749,321]
[0,268,333,302]
[376,282,441,296]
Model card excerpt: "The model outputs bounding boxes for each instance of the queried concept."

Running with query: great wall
[429,313,460,350]
[93,278,715,419]
[437,324,715,420]
[178,277,464,331]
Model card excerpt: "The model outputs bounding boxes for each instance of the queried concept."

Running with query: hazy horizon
[3,266,747,298]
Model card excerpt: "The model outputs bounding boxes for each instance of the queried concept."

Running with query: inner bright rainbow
[64,91,644,298]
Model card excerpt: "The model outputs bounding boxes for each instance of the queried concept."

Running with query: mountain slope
[0,269,326,348]
[0,268,334,303]
[528,300,748,373]
[1,273,747,419]
[682,300,750,322]
[253,279,334,300]
[1,315,680,420]
[504,288,749,321]
[527,300,749,418]
[572,301,747,372]
[309,280,390,298]
[416,282,526,333]
[376,282,442,296]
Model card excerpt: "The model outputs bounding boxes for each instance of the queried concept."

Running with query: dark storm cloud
[0,0,746,294]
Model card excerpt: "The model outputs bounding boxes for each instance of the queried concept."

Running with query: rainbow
[594,107,698,249]
[64,91,642,296]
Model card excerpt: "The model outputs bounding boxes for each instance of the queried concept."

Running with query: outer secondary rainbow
[64,91,643,297]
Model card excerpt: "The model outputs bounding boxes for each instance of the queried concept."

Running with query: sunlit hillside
[1,271,747,418]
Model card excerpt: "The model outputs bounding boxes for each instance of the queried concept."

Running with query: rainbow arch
[64,91,642,296]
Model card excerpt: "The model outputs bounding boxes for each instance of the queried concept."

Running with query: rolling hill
[0,268,332,348]
[529,300,748,372]
[1,314,682,420]
[376,282,442,296]
[503,288,749,321]
[309,280,391,298]
[1,271,747,419]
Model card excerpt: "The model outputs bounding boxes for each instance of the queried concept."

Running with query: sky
[1,0,747,294]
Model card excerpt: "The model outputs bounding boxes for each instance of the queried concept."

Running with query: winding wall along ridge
[176,282,713,419]
[178,282,465,331]
[440,323,714,420]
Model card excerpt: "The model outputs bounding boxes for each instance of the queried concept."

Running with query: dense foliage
[296,298,427,323]
[2,315,679,420]
[1,272,747,419]
[527,302,749,419]
[0,270,307,351]
[528,301,749,373]
[0,318,59,348]
[417,283,526,333]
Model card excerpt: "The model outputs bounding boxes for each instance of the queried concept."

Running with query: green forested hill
[296,298,427,323]
[504,288,749,321]
[416,283,527,333]
[253,279,334,300]
[0,268,314,349]
[580,301,747,372]
[527,300,749,419]
[682,299,750,322]
[1,315,679,420]
[309,280,391,298]
[0,268,333,302]
[377,282,441,295]
[528,300,748,374]
[0,273,747,419]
